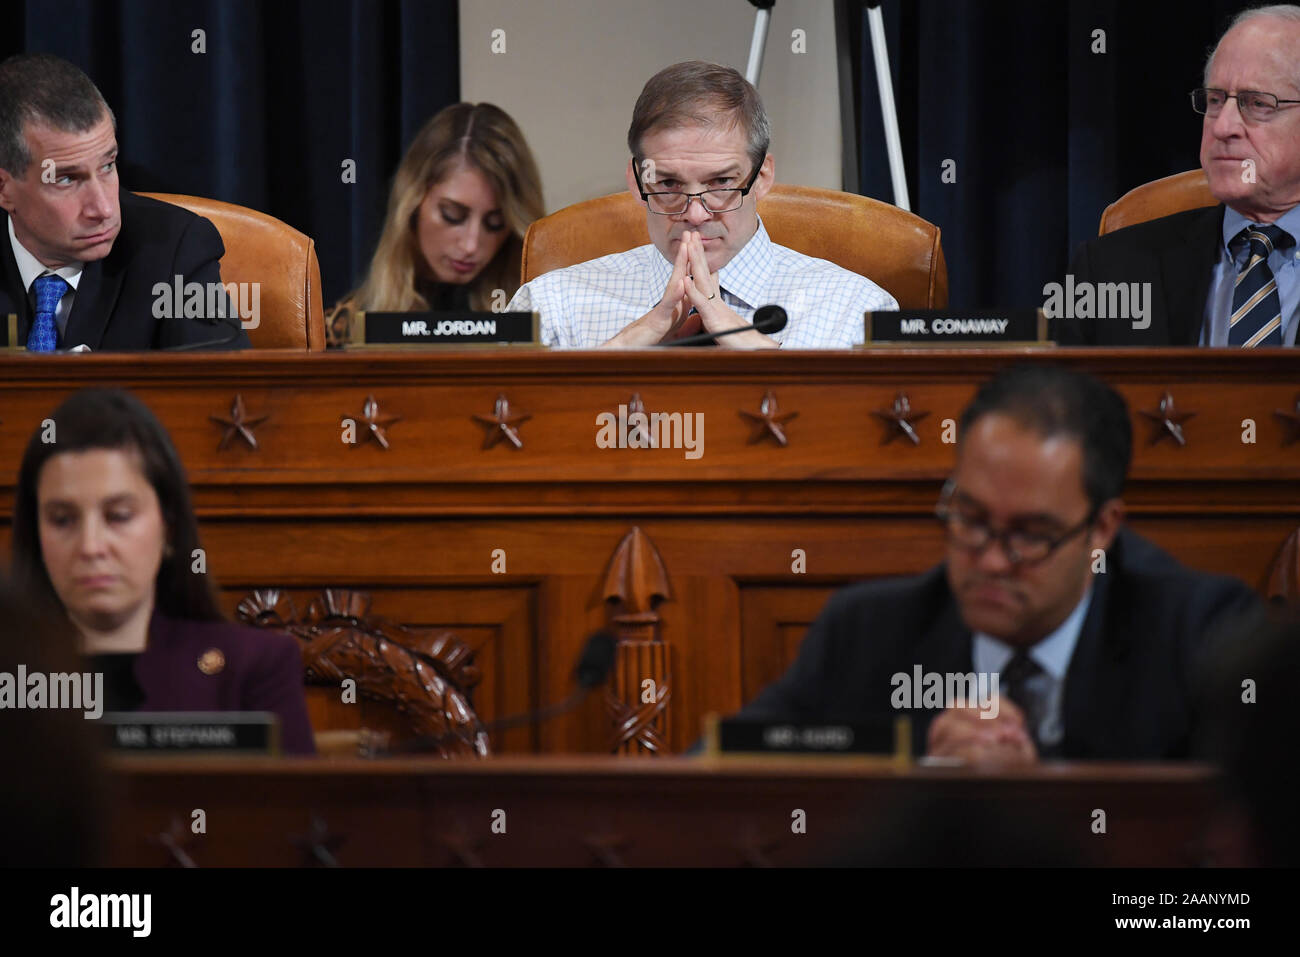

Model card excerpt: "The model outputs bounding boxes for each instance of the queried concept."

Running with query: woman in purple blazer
[9,388,315,755]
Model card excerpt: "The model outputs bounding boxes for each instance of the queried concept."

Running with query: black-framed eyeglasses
[1190,88,1300,123]
[934,480,1097,567]
[634,156,765,215]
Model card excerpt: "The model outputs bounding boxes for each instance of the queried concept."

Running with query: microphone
[660,303,787,347]
[160,312,247,351]
[387,630,618,753]
[485,630,617,732]
[161,324,245,351]
[161,290,249,351]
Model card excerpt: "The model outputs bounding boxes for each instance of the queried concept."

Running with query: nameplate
[100,712,280,755]
[352,310,540,348]
[706,716,910,759]
[864,309,1048,346]
[4,314,18,350]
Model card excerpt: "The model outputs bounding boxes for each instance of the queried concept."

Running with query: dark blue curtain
[853,0,1256,309]
[2,0,459,305]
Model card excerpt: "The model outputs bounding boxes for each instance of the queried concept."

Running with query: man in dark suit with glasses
[1055,6,1300,346]
[734,365,1258,762]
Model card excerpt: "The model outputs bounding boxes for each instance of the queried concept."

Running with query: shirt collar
[8,217,83,292]
[1221,204,1300,256]
[646,216,775,310]
[972,583,1093,681]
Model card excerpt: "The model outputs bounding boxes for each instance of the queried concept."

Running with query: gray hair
[0,53,114,177]
[627,60,771,175]
[1204,4,1300,86]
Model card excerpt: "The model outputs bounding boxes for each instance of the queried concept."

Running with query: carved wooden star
[871,391,930,445]
[625,393,654,447]
[739,390,798,446]
[343,395,401,450]
[209,393,269,451]
[581,832,632,868]
[473,394,531,449]
[1274,396,1300,447]
[150,815,201,868]
[290,814,346,868]
[1139,391,1197,447]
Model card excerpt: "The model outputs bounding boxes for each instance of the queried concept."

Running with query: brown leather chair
[1098,170,1219,235]
[521,183,948,309]
[136,192,327,350]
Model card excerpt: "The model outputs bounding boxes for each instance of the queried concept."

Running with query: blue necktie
[26,274,69,352]
[1228,225,1292,347]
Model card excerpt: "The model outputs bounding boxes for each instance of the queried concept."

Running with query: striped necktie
[26,274,69,353]
[1228,224,1292,347]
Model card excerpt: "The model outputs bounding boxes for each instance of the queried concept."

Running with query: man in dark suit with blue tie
[734,365,1259,762]
[0,53,248,351]
[1054,6,1300,347]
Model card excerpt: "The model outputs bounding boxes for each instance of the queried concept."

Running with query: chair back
[1098,170,1219,235]
[136,192,327,350]
[521,183,948,309]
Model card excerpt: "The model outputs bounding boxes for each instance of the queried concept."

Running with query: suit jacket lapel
[63,256,122,350]
[904,576,974,747]
[913,592,975,675]
[1060,559,1124,757]
[1159,204,1224,345]
[0,211,31,342]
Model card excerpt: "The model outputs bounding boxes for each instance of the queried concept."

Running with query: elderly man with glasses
[1056,4,1300,346]
[733,365,1258,762]
[506,60,897,348]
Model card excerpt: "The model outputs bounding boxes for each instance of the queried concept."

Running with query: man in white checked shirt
[506,60,897,349]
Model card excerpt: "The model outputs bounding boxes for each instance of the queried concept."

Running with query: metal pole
[745,1,776,85]
[867,4,910,210]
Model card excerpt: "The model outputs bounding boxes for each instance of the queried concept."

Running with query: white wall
[460,0,842,213]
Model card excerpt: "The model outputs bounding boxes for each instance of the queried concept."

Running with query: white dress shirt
[507,217,898,348]
[8,218,83,338]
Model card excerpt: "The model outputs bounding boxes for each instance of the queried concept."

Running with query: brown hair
[349,102,544,313]
[11,388,224,624]
[627,60,770,172]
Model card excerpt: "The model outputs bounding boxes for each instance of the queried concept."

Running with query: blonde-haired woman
[326,102,545,345]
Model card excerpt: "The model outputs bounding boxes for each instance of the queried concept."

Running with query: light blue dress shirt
[972,585,1093,752]
[507,217,898,348]
[1201,204,1300,346]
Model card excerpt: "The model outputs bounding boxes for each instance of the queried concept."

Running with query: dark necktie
[1228,224,1292,347]
[27,274,69,352]
[1002,651,1052,755]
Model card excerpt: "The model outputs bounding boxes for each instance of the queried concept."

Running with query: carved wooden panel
[602,527,672,754]
[236,588,488,757]
[219,584,537,753]
[1,351,1298,756]
[739,585,840,703]
[1266,527,1300,604]
[106,757,1221,867]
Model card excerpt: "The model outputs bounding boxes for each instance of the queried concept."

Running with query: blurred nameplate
[353,310,540,347]
[101,712,279,755]
[865,309,1048,346]
[708,716,910,759]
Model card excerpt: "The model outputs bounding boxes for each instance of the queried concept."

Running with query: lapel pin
[197,648,226,676]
